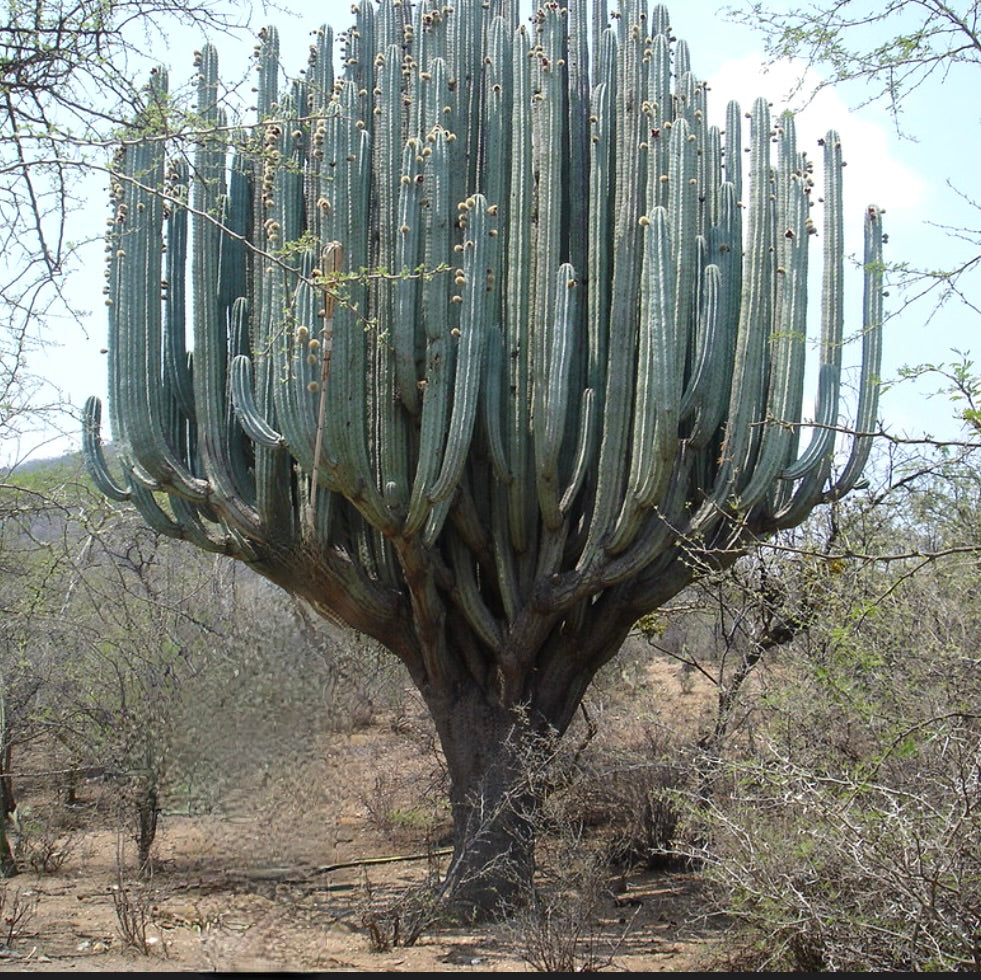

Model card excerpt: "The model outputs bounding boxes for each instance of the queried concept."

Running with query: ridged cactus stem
[309,242,342,526]
[535,264,580,532]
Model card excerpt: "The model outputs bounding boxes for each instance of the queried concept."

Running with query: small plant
[25,828,75,875]
[499,842,634,973]
[111,836,158,955]
[0,885,37,950]
[678,659,697,696]
[9,802,77,875]
[111,878,157,955]
[508,896,625,973]
[358,867,441,952]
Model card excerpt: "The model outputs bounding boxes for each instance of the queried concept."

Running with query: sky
[20,0,981,464]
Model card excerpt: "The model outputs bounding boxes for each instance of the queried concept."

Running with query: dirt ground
[0,659,730,973]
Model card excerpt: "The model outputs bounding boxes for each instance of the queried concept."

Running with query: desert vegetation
[0,0,978,971]
[0,425,976,970]
[82,0,886,915]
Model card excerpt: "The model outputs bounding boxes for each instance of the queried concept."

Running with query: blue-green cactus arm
[230,355,285,450]
[87,2,886,708]
[825,204,884,501]
[82,396,132,502]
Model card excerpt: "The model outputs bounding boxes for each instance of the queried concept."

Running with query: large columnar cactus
[85,0,883,914]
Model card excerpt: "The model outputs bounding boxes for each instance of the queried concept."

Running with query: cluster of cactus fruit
[85,0,883,669]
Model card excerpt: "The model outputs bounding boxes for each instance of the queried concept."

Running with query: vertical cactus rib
[558,386,596,515]
[729,112,810,512]
[503,23,534,556]
[779,130,847,498]
[608,205,675,555]
[825,204,884,501]
[393,139,426,418]
[678,262,721,439]
[535,264,579,532]
[565,0,591,284]
[449,530,504,653]
[529,7,565,511]
[426,197,490,509]
[482,327,511,485]
[586,69,613,410]
[404,333,451,536]
[164,160,194,422]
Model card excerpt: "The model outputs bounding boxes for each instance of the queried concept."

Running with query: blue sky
[28,0,979,462]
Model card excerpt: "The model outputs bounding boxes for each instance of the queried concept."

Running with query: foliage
[0,0,251,467]
[899,351,981,436]
[731,0,981,116]
[0,885,37,949]
[111,853,157,955]
[501,844,628,973]
[0,453,411,874]
[676,437,981,972]
[691,667,979,970]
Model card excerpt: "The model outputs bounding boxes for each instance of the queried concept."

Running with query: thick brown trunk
[426,687,546,919]
[408,605,637,919]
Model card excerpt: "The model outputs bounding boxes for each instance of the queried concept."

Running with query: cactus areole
[85,0,883,915]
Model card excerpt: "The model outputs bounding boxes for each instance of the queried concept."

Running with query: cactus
[85,0,883,914]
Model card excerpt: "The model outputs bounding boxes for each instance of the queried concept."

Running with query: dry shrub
[686,709,981,971]
[499,828,637,973]
[111,834,160,955]
[358,867,442,952]
[0,885,37,949]
[543,715,698,874]
[8,801,78,874]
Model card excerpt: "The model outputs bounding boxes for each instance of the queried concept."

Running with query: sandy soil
[0,660,728,973]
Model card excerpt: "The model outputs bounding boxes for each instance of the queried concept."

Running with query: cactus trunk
[85,0,884,916]
[431,689,541,915]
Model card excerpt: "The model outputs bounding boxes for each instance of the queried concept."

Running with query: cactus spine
[85,0,884,910]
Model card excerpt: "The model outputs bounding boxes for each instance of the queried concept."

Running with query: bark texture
[432,690,540,915]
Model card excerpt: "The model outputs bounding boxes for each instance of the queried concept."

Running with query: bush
[681,558,981,972]
[689,718,980,971]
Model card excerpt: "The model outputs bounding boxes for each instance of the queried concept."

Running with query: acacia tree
[0,0,255,881]
[680,431,981,970]
[84,0,885,915]
[0,455,91,876]
[735,0,981,112]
